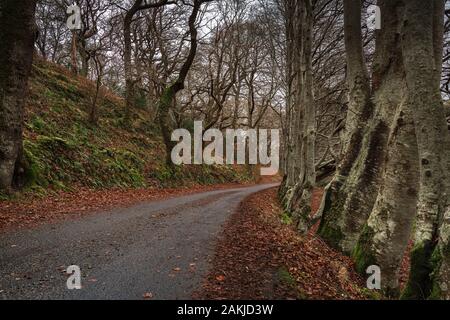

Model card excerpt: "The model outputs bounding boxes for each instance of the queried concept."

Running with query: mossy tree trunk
[317,0,372,247]
[353,0,450,299]
[157,86,177,166]
[340,0,372,154]
[400,0,450,300]
[432,209,450,299]
[341,3,419,292]
[353,100,419,297]
[0,0,37,192]
[282,0,449,300]
[318,0,405,253]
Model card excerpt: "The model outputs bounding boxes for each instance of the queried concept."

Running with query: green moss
[23,140,49,187]
[159,86,176,111]
[134,89,147,109]
[27,115,47,133]
[428,247,443,300]
[24,158,45,187]
[319,224,344,251]
[317,197,345,249]
[10,59,254,198]
[276,267,307,299]
[317,188,345,249]
[428,240,449,300]
[401,241,435,300]
[148,163,251,188]
[37,135,73,150]
[281,211,293,225]
[352,224,377,275]
[360,287,384,300]
[277,267,296,287]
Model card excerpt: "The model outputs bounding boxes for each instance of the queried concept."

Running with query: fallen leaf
[143,292,153,299]
[215,275,226,282]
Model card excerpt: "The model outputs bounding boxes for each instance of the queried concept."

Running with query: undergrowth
[1,58,253,199]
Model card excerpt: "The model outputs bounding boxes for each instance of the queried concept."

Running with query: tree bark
[70,31,78,74]
[285,0,316,233]
[341,0,372,153]
[318,0,406,254]
[123,0,141,123]
[279,0,300,201]
[0,0,37,192]
[353,99,419,297]
[317,0,372,243]
[401,0,450,300]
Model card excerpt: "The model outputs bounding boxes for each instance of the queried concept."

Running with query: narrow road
[0,184,278,300]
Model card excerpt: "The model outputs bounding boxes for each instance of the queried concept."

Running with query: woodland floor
[194,187,373,300]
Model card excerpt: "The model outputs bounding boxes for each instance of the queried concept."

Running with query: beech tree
[314,0,449,299]
[281,0,316,232]
[0,0,38,191]
[281,0,346,232]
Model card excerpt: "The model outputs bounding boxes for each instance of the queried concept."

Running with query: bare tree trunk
[401,0,450,300]
[157,0,206,166]
[90,55,103,125]
[341,0,372,153]
[353,100,419,297]
[70,32,78,74]
[287,0,316,233]
[79,39,90,77]
[319,0,405,253]
[317,0,372,242]
[124,0,175,123]
[123,1,141,123]
[279,0,298,200]
[0,0,37,192]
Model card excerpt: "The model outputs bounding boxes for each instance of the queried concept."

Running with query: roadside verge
[194,187,371,300]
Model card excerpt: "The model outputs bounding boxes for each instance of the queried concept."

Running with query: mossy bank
[1,58,253,199]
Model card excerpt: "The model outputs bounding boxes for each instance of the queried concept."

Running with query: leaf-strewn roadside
[194,187,373,300]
